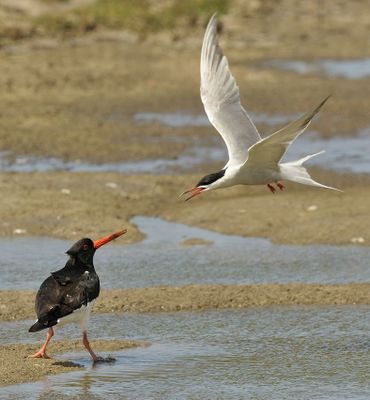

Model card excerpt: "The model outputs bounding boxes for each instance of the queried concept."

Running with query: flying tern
[181,14,339,201]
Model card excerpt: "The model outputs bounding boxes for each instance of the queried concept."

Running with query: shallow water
[2,306,370,399]
[0,216,369,291]
[265,58,370,79]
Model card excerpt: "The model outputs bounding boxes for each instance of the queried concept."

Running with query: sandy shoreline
[0,339,147,387]
[1,283,370,322]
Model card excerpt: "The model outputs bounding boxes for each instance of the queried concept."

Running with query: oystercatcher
[28,229,127,361]
[181,14,339,201]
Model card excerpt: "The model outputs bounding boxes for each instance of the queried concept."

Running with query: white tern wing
[244,96,330,169]
[201,14,261,168]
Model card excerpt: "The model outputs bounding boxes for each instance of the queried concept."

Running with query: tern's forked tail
[279,151,341,191]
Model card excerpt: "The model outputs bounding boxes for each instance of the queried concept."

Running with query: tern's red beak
[94,229,127,249]
[180,187,205,201]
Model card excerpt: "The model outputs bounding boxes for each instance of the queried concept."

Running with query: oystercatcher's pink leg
[277,181,285,191]
[28,327,54,359]
[267,183,276,193]
[83,330,98,362]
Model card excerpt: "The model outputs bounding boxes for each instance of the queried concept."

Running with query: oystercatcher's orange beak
[180,187,205,201]
[94,229,127,249]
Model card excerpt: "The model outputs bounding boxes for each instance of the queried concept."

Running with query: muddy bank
[1,283,370,322]
[0,171,368,246]
[0,339,146,386]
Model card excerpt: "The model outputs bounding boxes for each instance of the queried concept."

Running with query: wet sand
[0,339,147,386]
[1,283,370,322]
[0,171,368,246]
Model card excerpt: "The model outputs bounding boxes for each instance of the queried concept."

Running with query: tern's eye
[82,244,89,251]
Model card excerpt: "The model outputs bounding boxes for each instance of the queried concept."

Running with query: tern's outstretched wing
[201,14,261,168]
[244,96,330,169]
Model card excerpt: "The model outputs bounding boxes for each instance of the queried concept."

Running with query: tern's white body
[185,15,339,197]
[222,165,282,187]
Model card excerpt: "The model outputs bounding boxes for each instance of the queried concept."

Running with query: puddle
[2,307,370,399]
[265,58,370,79]
[134,111,297,128]
[0,216,369,291]
[0,146,225,175]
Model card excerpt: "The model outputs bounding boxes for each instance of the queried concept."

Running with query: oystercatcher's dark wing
[29,271,99,332]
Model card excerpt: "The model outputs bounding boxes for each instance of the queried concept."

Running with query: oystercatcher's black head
[66,238,95,265]
[66,229,127,265]
[180,169,226,201]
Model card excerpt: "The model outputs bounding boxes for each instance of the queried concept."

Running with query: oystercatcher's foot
[277,182,285,191]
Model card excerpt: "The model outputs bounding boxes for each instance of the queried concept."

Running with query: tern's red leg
[277,181,285,191]
[267,183,276,193]
[28,327,54,359]
[82,331,98,362]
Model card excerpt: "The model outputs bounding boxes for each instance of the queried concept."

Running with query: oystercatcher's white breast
[57,300,95,331]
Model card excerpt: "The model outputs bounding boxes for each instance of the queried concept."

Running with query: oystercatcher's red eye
[82,244,89,251]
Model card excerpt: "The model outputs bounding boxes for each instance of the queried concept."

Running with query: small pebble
[13,228,27,235]
[61,188,71,195]
[307,205,318,212]
[106,182,118,189]
[351,237,365,244]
